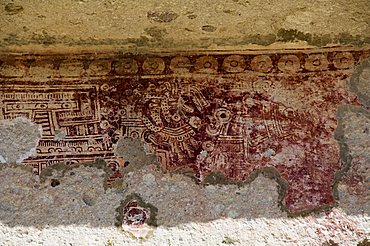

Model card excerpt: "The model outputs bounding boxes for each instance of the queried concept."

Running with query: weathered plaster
[0,0,369,49]
[0,117,41,164]
[114,137,157,174]
[0,161,283,227]
[0,0,369,244]
[0,163,368,245]
[335,107,370,215]
[349,57,370,106]
[0,50,369,214]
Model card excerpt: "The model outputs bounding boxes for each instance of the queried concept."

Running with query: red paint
[0,48,369,213]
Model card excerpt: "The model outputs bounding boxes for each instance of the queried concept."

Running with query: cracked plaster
[0,52,369,245]
[0,161,368,245]
[0,0,369,244]
[0,117,42,164]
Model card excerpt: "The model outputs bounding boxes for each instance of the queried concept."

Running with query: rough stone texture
[0,165,122,227]
[337,109,370,215]
[0,164,368,245]
[0,0,369,49]
[0,213,368,245]
[0,117,41,164]
[0,0,369,245]
[0,162,283,227]
[1,48,368,216]
[0,48,369,245]
[350,57,370,106]
[124,165,284,226]
[114,137,157,173]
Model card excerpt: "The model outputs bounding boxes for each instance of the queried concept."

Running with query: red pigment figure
[1,48,369,214]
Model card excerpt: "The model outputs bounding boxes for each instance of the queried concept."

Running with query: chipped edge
[349,57,370,106]
[39,158,114,190]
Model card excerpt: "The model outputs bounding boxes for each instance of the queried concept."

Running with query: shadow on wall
[0,55,369,229]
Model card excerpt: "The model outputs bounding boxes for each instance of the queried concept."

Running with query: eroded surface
[336,107,370,215]
[0,163,368,245]
[0,162,283,227]
[0,47,369,215]
[1,0,369,48]
[0,117,41,164]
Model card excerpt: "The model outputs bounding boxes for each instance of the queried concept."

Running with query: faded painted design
[0,47,369,214]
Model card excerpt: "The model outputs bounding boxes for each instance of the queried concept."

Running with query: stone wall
[0,0,369,245]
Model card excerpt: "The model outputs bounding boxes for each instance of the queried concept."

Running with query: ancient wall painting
[0,47,369,215]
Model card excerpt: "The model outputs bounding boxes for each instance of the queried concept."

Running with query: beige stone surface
[0,0,369,51]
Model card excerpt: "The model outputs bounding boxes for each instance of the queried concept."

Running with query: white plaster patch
[0,117,42,164]
[263,148,276,157]
[142,173,157,186]
[143,143,153,155]
[199,150,208,160]
[53,129,67,141]
[16,147,37,164]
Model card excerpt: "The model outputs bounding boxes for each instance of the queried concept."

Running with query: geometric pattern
[0,47,369,213]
